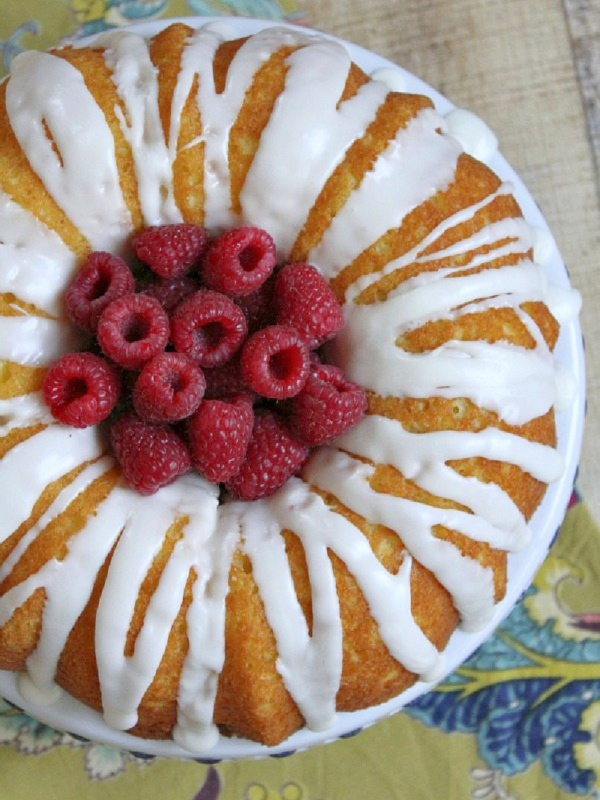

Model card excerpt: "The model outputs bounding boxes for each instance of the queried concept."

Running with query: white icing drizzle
[304,449,496,632]
[180,27,269,230]
[174,500,239,752]
[333,262,560,426]
[0,24,581,752]
[344,183,530,301]
[10,459,116,696]
[0,392,53,435]
[532,225,556,265]
[0,189,77,316]
[0,457,112,584]
[309,108,462,278]
[201,20,236,41]
[445,108,498,163]
[95,476,220,736]
[99,32,182,226]
[240,40,390,254]
[5,51,132,252]
[0,425,104,544]
[336,414,564,554]
[180,26,320,233]
[0,315,78,367]
[371,66,408,93]
[238,478,441,728]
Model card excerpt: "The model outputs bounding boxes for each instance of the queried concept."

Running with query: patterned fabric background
[0,0,305,74]
[0,3,598,799]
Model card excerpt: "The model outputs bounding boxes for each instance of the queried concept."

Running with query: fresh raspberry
[132,352,206,423]
[288,363,367,445]
[240,325,310,399]
[203,356,250,400]
[225,410,309,500]
[97,293,170,370]
[202,226,276,296]
[171,289,247,368]
[187,394,254,483]
[132,224,208,279]
[65,251,136,332]
[235,275,276,333]
[42,352,120,428]
[142,275,197,312]
[275,263,344,348]
[110,413,192,495]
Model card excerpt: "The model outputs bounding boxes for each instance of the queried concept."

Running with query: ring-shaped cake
[0,17,584,759]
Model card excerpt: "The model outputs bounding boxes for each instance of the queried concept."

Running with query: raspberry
[225,410,309,500]
[288,363,367,445]
[203,226,276,296]
[235,275,276,333]
[43,352,120,428]
[132,352,206,423]
[240,325,310,399]
[97,293,170,370]
[203,356,250,400]
[65,251,136,333]
[110,413,192,495]
[132,224,208,279]
[142,275,197,312]
[275,263,344,348]
[187,394,254,482]
[171,289,247,368]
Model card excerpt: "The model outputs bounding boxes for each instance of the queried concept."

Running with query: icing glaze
[0,24,581,752]
[6,52,132,253]
[445,108,499,163]
[100,32,182,227]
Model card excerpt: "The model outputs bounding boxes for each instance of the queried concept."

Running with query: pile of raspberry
[43,224,367,500]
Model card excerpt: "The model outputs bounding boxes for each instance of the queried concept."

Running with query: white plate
[0,16,585,762]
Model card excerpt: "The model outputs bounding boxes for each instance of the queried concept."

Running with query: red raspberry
[203,356,250,400]
[132,352,206,423]
[187,394,254,483]
[65,251,136,333]
[142,275,197,312]
[203,226,276,296]
[235,275,276,333]
[110,413,192,495]
[132,224,208,279]
[288,363,367,445]
[171,289,247,368]
[240,325,310,399]
[97,293,170,370]
[275,263,344,348]
[43,352,120,428]
[225,410,309,500]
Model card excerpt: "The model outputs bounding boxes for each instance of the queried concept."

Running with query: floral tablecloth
[1,2,599,799]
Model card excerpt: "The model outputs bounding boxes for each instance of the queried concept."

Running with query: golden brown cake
[0,20,579,752]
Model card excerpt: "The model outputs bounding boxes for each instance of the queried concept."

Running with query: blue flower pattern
[407,558,600,796]
[0,21,40,71]
[186,0,294,19]
[70,0,170,39]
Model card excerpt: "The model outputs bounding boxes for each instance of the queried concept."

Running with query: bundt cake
[0,20,581,753]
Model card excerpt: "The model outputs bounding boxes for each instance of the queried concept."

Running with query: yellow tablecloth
[1,2,600,798]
